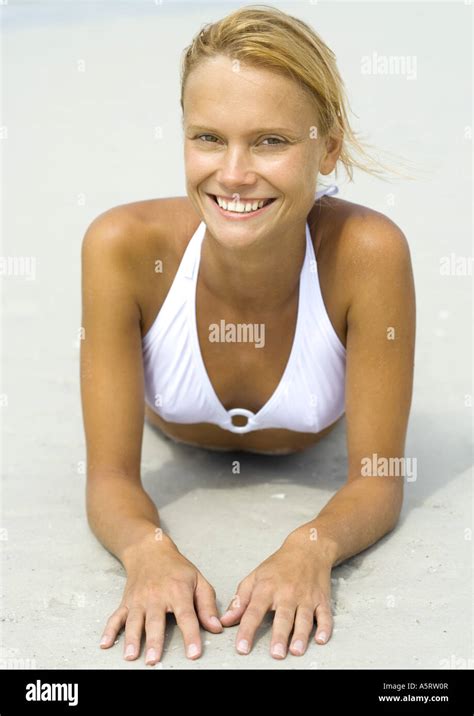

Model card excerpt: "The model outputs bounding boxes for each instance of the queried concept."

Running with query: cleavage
[195,281,300,414]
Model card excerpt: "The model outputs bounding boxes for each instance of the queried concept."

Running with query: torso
[123,193,362,453]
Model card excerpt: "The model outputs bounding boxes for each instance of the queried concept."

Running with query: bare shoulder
[307,195,413,351]
[81,196,201,334]
[339,198,412,305]
[313,195,413,304]
[313,195,410,255]
[82,195,199,257]
[336,198,408,254]
[81,196,201,289]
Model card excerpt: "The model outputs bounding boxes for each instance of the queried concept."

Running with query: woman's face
[182,54,331,246]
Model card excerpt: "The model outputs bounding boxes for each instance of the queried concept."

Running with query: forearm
[86,473,176,570]
[285,476,404,568]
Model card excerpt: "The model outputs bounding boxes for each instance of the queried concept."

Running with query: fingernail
[210,616,222,629]
[221,610,233,619]
[271,642,285,658]
[145,647,158,664]
[124,644,135,658]
[237,639,249,654]
[292,639,305,655]
[316,631,327,643]
[187,643,199,658]
[100,635,110,647]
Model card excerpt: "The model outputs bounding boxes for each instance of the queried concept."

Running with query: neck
[198,219,308,314]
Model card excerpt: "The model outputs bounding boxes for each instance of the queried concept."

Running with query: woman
[80,5,416,665]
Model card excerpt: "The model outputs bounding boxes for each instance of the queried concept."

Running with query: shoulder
[81,197,201,326]
[312,196,413,306]
[340,200,409,257]
[341,201,413,313]
[312,195,410,256]
[82,196,198,258]
[80,197,202,305]
[335,201,415,349]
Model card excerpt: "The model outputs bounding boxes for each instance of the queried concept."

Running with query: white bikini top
[142,184,346,434]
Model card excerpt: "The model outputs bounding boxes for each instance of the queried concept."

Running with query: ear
[319,133,343,176]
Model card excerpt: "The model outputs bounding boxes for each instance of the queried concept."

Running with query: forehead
[183,55,314,121]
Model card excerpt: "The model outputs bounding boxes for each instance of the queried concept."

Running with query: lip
[205,193,277,220]
[213,194,275,202]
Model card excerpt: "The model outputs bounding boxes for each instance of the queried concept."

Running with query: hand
[99,535,223,664]
[220,534,333,659]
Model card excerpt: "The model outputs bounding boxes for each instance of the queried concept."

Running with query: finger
[235,595,272,655]
[123,606,145,660]
[289,604,316,656]
[144,607,167,665]
[270,603,297,659]
[314,600,333,645]
[220,581,253,626]
[194,576,223,633]
[173,588,203,660]
[99,605,129,649]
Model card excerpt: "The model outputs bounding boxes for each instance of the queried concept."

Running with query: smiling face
[182,54,337,246]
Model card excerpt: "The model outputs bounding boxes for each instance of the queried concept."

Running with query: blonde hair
[180,4,418,183]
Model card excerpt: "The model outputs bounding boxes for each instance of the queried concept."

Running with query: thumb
[194,574,224,633]
[220,582,252,626]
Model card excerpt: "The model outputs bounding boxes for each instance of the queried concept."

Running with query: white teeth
[215,196,270,213]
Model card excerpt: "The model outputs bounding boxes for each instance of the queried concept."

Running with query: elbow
[387,491,404,533]
[387,507,402,533]
[383,477,404,533]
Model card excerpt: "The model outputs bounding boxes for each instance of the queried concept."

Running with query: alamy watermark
[439,654,474,669]
[25,680,78,706]
[208,320,265,348]
[361,52,417,80]
[0,255,36,280]
[361,452,417,482]
[439,253,473,276]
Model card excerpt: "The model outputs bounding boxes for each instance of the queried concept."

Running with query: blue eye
[193,134,287,146]
[261,137,285,146]
[197,134,218,143]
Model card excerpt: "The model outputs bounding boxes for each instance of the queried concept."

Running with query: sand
[1,1,472,669]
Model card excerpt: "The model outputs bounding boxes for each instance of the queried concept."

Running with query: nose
[216,144,256,190]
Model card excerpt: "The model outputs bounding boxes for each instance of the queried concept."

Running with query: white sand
[1,1,472,669]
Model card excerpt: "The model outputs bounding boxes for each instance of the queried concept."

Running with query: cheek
[264,157,314,194]
[184,147,215,182]
[270,146,313,177]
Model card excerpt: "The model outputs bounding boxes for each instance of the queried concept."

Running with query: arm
[81,209,222,663]
[286,213,416,566]
[80,210,176,569]
[219,213,416,658]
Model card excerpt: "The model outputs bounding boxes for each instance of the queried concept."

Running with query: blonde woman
[81,5,416,665]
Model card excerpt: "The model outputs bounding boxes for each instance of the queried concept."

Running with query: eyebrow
[185,124,300,136]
